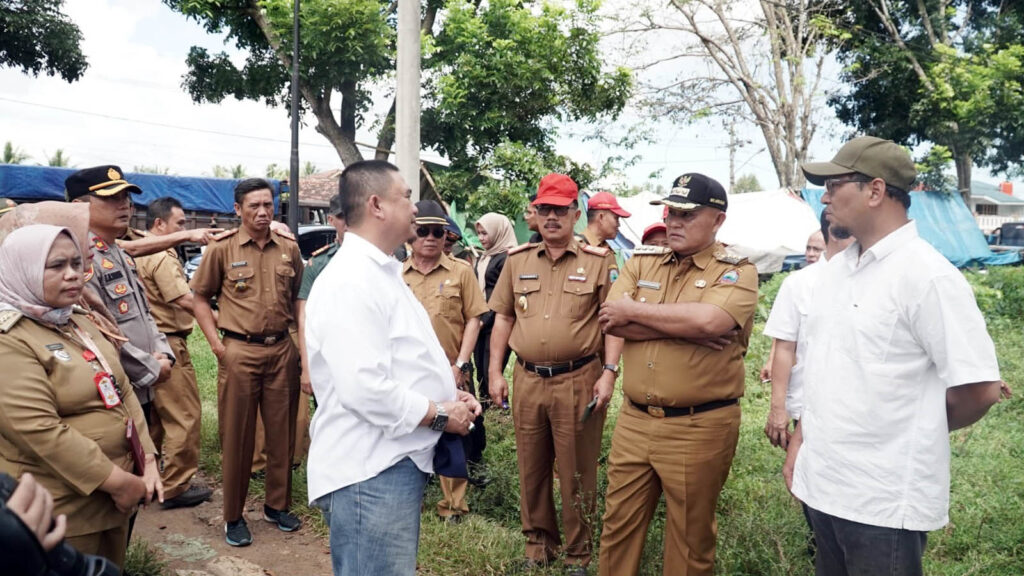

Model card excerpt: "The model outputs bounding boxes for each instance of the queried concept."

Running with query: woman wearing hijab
[0,224,162,569]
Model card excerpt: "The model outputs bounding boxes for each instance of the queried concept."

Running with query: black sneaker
[225,518,252,547]
[161,483,213,509]
[263,505,301,532]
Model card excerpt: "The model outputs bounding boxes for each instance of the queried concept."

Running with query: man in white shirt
[304,160,482,576]
[763,211,854,448]
[784,136,1002,576]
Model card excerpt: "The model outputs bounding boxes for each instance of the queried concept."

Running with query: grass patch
[123,539,168,576]
[188,267,1024,575]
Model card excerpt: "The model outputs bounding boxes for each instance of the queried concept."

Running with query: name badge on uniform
[231,261,248,268]
[637,280,661,290]
[519,274,539,280]
[102,270,124,283]
[95,372,121,408]
[568,275,587,282]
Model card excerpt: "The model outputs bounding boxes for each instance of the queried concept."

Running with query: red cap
[587,191,631,218]
[642,222,667,244]
[533,173,578,207]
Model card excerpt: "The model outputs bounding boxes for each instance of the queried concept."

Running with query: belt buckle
[536,365,554,378]
[263,335,278,345]
[647,406,665,418]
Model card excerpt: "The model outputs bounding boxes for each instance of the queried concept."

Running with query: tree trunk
[954,150,972,206]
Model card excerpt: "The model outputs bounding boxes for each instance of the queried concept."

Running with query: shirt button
[547,291,552,295]
[647,361,654,368]
[552,266,557,271]
[639,297,646,303]
[646,393,651,401]
[541,339,547,344]
[544,314,549,319]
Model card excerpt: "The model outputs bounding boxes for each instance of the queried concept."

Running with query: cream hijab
[474,213,518,293]
[0,224,82,325]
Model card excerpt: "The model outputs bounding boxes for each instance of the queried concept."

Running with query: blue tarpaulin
[0,164,283,214]
[802,188,1020,268]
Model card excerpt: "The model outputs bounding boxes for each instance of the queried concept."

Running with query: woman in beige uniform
[0,223,162,569]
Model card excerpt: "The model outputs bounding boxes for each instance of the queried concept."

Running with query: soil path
[134,477,332,576]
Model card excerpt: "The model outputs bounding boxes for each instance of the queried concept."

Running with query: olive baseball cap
[65,165,142,201]
[651,173,728,212]
[802,136,917,192]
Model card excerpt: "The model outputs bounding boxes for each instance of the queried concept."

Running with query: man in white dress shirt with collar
[783,136,1003,576]
[304,160,481,576]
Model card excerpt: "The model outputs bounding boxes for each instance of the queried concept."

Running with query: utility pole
[287,0,301,233]
[396,0,421,201]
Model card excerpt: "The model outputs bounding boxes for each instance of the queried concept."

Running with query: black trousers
[468,326,511,467]
[804,504,927,576]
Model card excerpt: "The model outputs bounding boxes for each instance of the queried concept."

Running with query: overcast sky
[0,0,1014,193]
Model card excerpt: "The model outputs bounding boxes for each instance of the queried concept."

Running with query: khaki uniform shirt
[581,227,609,249]
[608,243,758,407]
[0,310,156,537]
[403,253,489,363]
[190,228,302,335]
[86,230,172,404]
[489,240,617,363]
[136,248,193,334]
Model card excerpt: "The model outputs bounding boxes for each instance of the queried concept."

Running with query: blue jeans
[804,504,927,576]
[314,457,428,576]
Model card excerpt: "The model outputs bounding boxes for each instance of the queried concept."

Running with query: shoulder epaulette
[581,244,611,257]
[271,229,298,243]
[211,229,239,242]
[632,245,671,256]
[0,309,23,333]
[452,257,472,268]
[310,243,331,257]
[713,251,747,265]
[508,242,536,255]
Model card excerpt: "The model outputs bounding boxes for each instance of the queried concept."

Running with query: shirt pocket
[561,281,596,319]
[513,279,542,318]
[227,267,256,298]
[103,281,141,321]
[635,283,666,305]
[275,264,296,297]
[849,300,900,366]
[440,284,463,320]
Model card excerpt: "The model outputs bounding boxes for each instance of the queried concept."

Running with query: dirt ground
[134,476,332,576]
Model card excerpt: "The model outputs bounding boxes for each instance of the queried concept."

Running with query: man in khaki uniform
[191,178,303,547]
[403,200,488,522]
[582,191,631,249]
[136,197,213,509]
[597,173,758,576]
[489,173,623,575]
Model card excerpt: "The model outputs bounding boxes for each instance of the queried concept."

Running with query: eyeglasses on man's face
[535,204,571,217]
[416,226,445,239]
[824,175,872,194]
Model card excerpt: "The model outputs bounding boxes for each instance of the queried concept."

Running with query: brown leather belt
[517,354,597,378]
[630,398,738,418]
[165,330,192,340]
[221,329,288,346]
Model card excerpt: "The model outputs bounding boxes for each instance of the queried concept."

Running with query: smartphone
[581,396,599,423]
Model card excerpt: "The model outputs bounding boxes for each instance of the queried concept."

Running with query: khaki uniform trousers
[598,401,741,576]
[513,359,604,566]
[251,390,311,473]
[217,337,299,522]
[65,522,129,570]
[438,476,470,517]
[149,334,201,499]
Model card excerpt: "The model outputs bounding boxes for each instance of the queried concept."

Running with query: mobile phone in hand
[581,396,599,423]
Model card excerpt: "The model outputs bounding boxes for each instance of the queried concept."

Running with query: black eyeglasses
[416,226,445,239]
[824,175,872,194]
[535,204,571,217]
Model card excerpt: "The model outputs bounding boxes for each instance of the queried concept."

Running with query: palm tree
[2,141,31,164]
[45,149,72,167]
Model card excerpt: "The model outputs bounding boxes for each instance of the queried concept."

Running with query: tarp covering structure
[0,164,283,214]
[614,189,821,273]
[802,188,1021,268]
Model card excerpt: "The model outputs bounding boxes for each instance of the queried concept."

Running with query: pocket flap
[227,267,255,281]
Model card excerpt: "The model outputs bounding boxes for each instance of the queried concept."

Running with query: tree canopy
[164,0,631,216]
[0,0,87,82]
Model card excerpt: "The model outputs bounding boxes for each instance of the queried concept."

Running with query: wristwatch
[430,403,448,432]
[603,363,620,375]
[455,360,472,373]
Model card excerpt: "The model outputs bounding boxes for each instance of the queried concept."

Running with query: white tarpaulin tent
[611,189,820,273]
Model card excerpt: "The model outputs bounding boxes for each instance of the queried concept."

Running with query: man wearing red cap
[488,173,623,575]
[583,191,631,249]
[641,222,668,248]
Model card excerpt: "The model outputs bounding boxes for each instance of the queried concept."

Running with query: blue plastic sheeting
[802,188,1021,268]
[0,164,283,214]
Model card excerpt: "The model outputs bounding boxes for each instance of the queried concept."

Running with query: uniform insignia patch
[311,244,330,257]
[125,255,135,268]
[444,278,451,285]
[83,264,95,282]
[632,245,670,256]
[93,237,108,252]
[101,258,115,270]
[582,244,610,257]
[114,283,128,295]
[695,279,707,288]
[576,267,585,274]
[230,261,248,268]
[235,280,248,292]
[610,268,619,283]
[518,295,528,312]
[0,309,23,333]
[107,167,121,181]
[718,270,739,285]
[118,300,130,315]
[713,252,746,265]
[54,350,72,362]
[637,280,661,290]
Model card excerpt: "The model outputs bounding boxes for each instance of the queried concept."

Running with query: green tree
[825,0,1024,201]
[0,0,87,81]
[132,165,172,175]
[163,0,630,212]
[915,145,956,192]
[265,163,289,180]
[302,161,317,177]
[211,164,248,179]
[2,141,31,164]
[45,148,71,167]
[732,174,762,193]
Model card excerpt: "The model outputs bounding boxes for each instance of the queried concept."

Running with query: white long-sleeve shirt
[304,232,456,503]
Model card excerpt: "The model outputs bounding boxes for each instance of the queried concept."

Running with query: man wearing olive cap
[784,136,1002,575]
[597,173,757,576]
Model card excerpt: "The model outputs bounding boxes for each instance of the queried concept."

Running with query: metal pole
[288,0,301,233]
[396,0,421,201]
